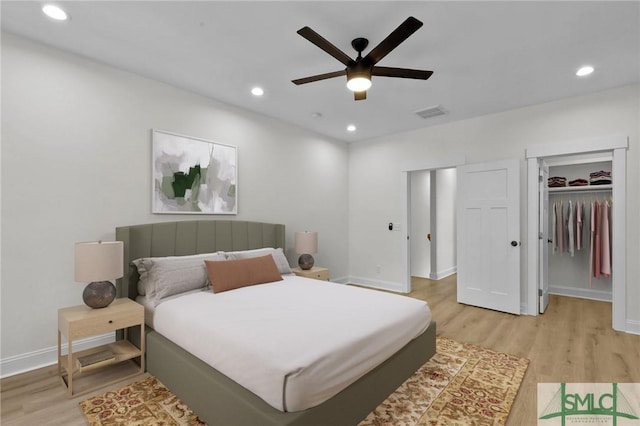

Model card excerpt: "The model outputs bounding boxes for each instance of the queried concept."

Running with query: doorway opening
[526,134,627,331]
[409,168,457,282]
[402,157,464,293]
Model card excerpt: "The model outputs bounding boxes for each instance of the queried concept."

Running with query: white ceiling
[2,1,638,142]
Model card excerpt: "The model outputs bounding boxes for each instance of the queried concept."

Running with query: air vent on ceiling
[414,105,447,119]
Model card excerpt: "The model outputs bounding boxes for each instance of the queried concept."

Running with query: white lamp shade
[295,231,318,255]
[346,77,372,92]
[74,241,124,283]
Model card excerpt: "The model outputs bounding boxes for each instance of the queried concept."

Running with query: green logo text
[539,383,639,425]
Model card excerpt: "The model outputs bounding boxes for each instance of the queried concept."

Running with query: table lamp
[74,241,123,309]
[295,231,318,270]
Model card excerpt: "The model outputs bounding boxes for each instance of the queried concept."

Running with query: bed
[116,220,436,426]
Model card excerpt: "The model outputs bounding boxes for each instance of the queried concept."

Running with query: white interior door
[539,161,550,313]
[457,159,520,314]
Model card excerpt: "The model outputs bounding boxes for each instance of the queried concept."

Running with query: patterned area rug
[80,376,205,425]
[359,336,529,426]
[80,337,528,426]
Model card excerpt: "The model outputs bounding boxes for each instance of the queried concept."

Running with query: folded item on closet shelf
[568,178,589,186]
[549,176,566,182]
[548,176,567,187]
[589,170,612,186]
[590,178,612,185]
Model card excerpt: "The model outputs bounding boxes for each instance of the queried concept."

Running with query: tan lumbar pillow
[205,254,283,293]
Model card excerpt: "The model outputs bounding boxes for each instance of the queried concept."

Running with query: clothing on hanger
[601,201,611,278]
[551,201,557,254]
[568,200,575,256]
[594,200,601,280]
[550,194,612,286]
[576,201,582,251]
[557,200,564,254]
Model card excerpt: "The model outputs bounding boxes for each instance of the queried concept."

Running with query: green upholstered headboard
[115,220,286,300]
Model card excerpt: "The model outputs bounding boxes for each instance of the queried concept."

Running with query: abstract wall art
[152,129,237,214]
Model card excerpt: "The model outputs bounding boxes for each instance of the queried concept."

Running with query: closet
[547,156,613,302]
[526,134,627,331]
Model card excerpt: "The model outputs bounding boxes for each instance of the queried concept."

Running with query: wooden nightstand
[58,298,145,398]
[292,266,330,281]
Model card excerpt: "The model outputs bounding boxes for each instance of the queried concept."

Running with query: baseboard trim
[626,320,640,335]
[549,285,612,302]
[330,275,349,285]
[0,332,115,379]
[429,266,457,280]
[346,276,405,293]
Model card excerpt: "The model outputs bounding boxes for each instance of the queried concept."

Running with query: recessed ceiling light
[42,4,69,21]
[347,125,357,132]
[576,66,594,77]
[251,87,264,96]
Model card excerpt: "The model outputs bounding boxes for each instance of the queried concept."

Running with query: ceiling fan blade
[354,91,367,101]
[363,16,423,66]
[297,26,353,66]
[372,66,433,80]
[292,70,346,85]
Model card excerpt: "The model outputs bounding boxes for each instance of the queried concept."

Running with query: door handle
[511,240,519,247]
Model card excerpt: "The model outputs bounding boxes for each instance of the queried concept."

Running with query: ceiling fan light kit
[346,76,371,92]
[292,16,433,101]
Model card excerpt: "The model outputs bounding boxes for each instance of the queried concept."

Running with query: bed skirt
[146,320,436,426]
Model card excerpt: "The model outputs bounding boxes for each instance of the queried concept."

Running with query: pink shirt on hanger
[601,201,611,278]
[576,201,582,251]
[594,201,601,280]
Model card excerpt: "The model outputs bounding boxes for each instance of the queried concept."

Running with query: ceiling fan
[292,16,433,101]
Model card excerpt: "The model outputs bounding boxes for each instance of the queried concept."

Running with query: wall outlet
[376,265,381,273]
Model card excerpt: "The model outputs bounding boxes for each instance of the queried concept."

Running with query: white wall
[434,168,456,278]
[1,34,349,369]
[348,84,639,327]
[410,170,430,278]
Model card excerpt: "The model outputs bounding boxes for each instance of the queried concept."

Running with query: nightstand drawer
[59,299,143,339]
[307,269,330,280]
[292,266,330,281]
[67,311,142,338]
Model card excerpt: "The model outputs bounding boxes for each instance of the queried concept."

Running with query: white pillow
[224,247,293,275]
[133,252,226,301]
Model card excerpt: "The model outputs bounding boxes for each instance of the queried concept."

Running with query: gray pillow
[133,252,226,301]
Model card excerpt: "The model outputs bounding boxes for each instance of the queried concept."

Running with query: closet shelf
[548,184,612,193]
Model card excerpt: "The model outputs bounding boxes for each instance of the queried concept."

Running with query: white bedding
[152,275,431,412]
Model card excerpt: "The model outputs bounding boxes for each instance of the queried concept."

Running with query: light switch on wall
[388,222,401,231]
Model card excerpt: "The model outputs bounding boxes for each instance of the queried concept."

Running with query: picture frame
[152,129,237,214]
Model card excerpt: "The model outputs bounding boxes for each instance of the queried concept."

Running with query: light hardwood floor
[1,276,638,425]
[1,361,148,426]
[409,275,640,425]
